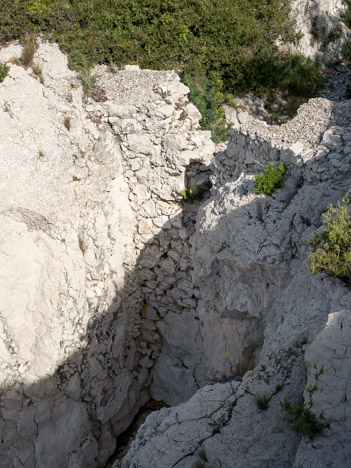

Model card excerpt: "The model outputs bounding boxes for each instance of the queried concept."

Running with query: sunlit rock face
[288,0,349,63]
[0,40,215,466]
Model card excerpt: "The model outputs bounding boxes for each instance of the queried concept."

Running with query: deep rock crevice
[1,5,351,464]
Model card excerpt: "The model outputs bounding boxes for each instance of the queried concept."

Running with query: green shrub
[278,54,322,98]
[327,26,342,42]
[0,62,9,82]
[280,399,325,439]
[280,365,326,440]
[183,73,230,143]
[68,51,88,71]
[342,39,351,58]
[253,162,285,196]
[345,10,351,28]
[309,199,351,284]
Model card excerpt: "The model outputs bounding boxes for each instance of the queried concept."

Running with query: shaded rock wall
[121,96,351,467]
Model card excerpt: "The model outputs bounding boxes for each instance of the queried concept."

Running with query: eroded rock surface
[0,40,214,466]
[121,96,351,467]
[290,0,349,63]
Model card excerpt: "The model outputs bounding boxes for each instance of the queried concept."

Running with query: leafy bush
[327,26,342,43]
[0,62,9,82]
[278,54,322,99]
[309,199,351,284]
[342,38,351,58]
[345,10,351,28]
[68,51,88,71]
[253,162,286,196]
[183,73,230,143]
[280,365,326,440]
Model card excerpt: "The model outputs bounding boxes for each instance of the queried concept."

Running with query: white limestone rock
[289,0,349,64]
[0,38,216,467]
[122,94,351,467]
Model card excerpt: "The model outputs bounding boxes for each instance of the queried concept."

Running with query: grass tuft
[79,69,96,92]
[21,34,38,67]
[256,394,269,410]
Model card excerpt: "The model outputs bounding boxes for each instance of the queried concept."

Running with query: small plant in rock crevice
[194,447,208,467]
[64,117,71,131]
[181,181,212,202]
[20,34,38,67]
[256,394,269,410]
[280,364,326,439]
[0,62,9,83]
[309,199,351,284]
[327,26,342,43]
[253,162,286,195]
[205,353,255,383]
[32,64,44,83]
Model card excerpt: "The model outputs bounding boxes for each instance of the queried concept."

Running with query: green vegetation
[181,182,211,202]
[342,39,351,58]
[78,69,97,92]
[32,63,44,83]
[309,199,351,284]
[68,51,88,72]
[0,62,9,82]
[253,162,286,196]
[327,26,342,43]
[183,73,230,143]
[0,0,323,140]
[295,337,308,349]
[280,365,326,439]
[345,10,351,28]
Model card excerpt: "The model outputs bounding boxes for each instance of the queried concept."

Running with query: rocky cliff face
[121,97,351,467]
[1,5,351,465]
[290,0,349,63]
[0,40,214,466]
